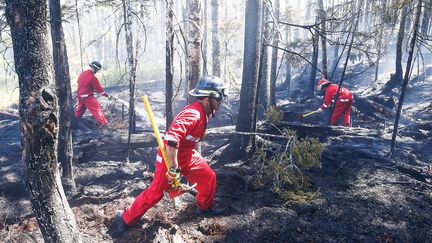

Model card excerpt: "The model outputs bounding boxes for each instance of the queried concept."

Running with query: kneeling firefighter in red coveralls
[316,79,353,127]
[114,76,227,235]
[74,61,114,128]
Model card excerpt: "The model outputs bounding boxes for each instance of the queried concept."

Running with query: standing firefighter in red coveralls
[316,79,353,127]
[74,61,114,128]
[113,76,227,235]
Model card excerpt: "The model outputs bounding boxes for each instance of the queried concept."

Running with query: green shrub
[265,106,283,123]
[250,129,323,203]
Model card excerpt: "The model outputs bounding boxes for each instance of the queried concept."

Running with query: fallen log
[0,111,20,118]
[354,95,395,119]
[73,131,157,151]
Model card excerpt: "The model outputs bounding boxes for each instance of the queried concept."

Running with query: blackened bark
[223,0,262,159]
[211,0,221,76]
[308,17,319,98]
[374,26,384,83]
[5,0,81,242]
[166,0,174,127]
[318,0,328,78]
[395,5,408,86]
[187,0,202,103]
[330,36,340,77]
[383,5,408,93]
[283,0,291,98]
[283,56,291,98]
[74,0,83,70]
[328,0,361,124]
[421,2,430,35]
[391,0,423,155]
[203,0,208,75]
[49,0,76,193]
[269,0,280,106]
[182,0,189,98]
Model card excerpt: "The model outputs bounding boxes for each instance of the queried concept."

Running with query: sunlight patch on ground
[371,218,407,231]
[352,168,409,207]
[4,173,19,182]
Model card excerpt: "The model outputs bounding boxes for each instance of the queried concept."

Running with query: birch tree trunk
[5,0,82,241]
[49,0,77,193]
[258,4,271,119]
[123,0,137,160]
[187,0,202,103]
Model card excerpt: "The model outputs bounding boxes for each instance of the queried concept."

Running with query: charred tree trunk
[374,25,384,83]
[258,4,271,120]
[49,0,77,193]
[5,0,81,241]
[318,0,328,78]
[329,0,361,123]
[203,0,208,75]
[330,36,340,77]
[304,0,312,39]
[74,0,83,70]
[182,0,189,98]
[383,5,408,93]
[269,0,280,106]
[395,5,408,86]
[421,2,430,36]
[391,0,423,155]
[308,17,319,98]
[123,0,137,161]
[283,0,291,98]
[222,0,262,159]
[211,0,221,76]
[166,0,174,128]
[283,55,291,98]
[187,0,202,103]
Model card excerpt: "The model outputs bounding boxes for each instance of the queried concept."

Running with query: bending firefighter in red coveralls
[114,76,227,235]
[74,61,114,128]
[316,79,353,127]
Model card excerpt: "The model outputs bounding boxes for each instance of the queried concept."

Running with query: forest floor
[1,70,432,242]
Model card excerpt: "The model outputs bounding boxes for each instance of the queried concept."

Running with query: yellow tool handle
[303,109,320,118]
[141,95,171,170]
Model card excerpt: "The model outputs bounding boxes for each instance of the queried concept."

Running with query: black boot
[114,211,130,236]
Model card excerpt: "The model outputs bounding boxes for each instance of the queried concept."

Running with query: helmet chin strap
[200,96,219,118]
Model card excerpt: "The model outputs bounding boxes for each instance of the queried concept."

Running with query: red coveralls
[320,83,353,127]
[121,101,216,225]
[74,69,108,126]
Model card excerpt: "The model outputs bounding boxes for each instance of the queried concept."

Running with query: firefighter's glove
[106,94,113,100]
[166,167,181,188]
